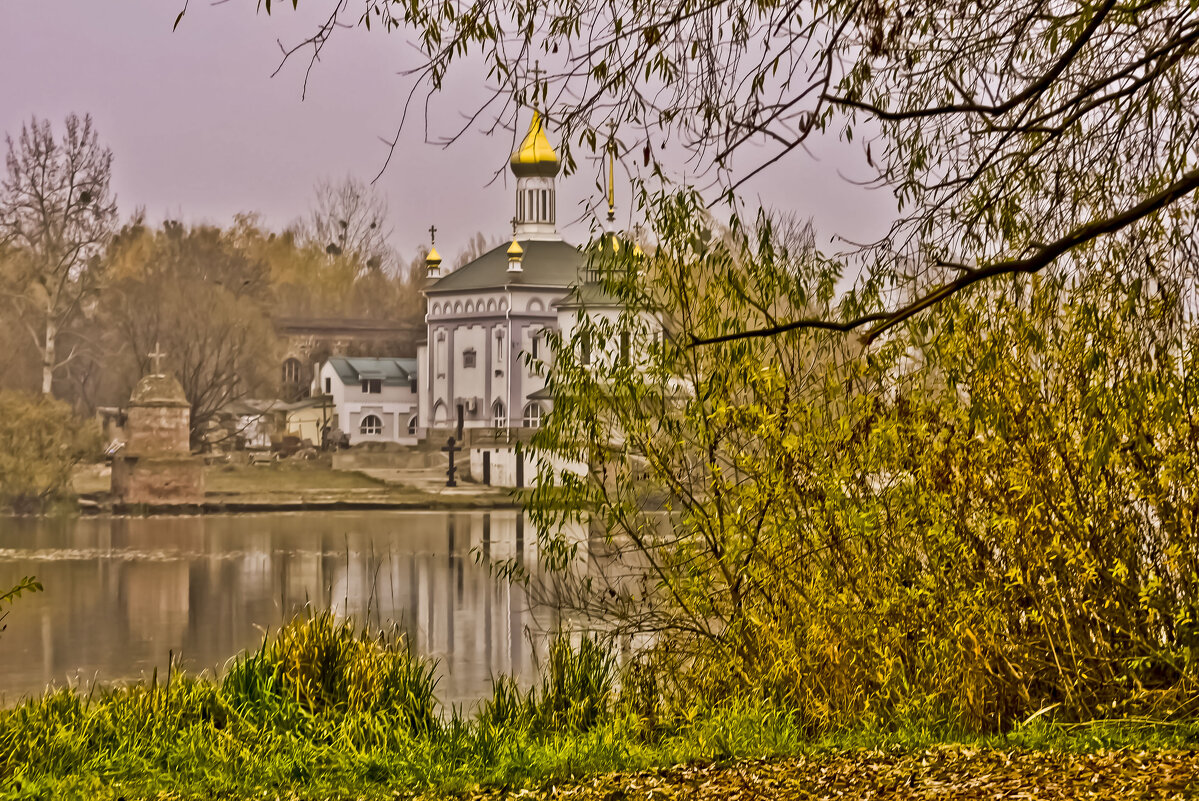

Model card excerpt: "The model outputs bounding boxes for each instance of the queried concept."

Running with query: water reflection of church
[0,512,584,706]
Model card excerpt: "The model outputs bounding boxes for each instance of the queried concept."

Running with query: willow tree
[214,0,1199,340]
[518,187,1199,729]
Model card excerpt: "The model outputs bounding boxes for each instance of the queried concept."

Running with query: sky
[0,0,895,267]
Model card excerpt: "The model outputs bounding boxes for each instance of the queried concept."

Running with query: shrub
[0,576,42,641]
[0,390,98,513]
[534,634,616,732]
[221,610,438,734]
[530,191,1199,733]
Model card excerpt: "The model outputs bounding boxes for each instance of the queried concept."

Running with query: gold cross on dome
[528,60,546,108]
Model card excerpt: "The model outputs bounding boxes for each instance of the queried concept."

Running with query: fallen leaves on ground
[466,749,1199,800]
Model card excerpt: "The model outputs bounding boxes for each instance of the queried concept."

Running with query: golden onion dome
[507,238,524,258]
[510,111,560,178]
[425,245,442,268]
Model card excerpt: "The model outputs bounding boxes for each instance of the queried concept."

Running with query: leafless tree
[103,221,280,438]
[303,175,395,275]
[0,114,117,394]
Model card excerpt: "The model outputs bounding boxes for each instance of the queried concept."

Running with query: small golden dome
[507,239,524,258]
[425,246,442,267]
[510,111,560,178]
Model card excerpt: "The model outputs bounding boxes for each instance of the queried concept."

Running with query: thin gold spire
[606,121,617,224]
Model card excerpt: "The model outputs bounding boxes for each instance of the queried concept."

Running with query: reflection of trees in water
[0,511,570,706]
[515,513,675,675]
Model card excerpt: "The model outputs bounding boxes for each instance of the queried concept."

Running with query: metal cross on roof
[148,342,166,374]
[528,60,545,108]
[428,224,437,245]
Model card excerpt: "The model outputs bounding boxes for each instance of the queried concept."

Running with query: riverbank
[70,460,518,514]
[1,615,1197,800]
[4,692,1198,801]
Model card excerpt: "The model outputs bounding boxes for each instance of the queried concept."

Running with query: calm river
[0,511,572,707]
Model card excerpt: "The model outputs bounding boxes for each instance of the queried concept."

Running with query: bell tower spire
[606,120,617,226]
[510,109,561,240]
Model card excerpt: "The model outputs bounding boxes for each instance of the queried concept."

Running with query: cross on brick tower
[428,224,437,245]
[148,342,166,374]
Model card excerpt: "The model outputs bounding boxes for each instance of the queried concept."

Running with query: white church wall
[432,328,450,427]
[452,324,488,422]
[469,446,586,489]
[556,306,659,372]
[416,344,430,430]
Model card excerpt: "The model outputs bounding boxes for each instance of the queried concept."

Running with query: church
[314,110,648,485]
[415,111,587,438]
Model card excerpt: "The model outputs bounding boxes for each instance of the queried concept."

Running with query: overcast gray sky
[1,0,894,266]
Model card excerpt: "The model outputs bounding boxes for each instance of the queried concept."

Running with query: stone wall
[112,456,205,506]
[125,404,190,455]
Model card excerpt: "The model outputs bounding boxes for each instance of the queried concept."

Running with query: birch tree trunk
[41,315,56,396]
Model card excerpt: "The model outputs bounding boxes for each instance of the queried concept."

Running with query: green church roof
[427,239,585,294]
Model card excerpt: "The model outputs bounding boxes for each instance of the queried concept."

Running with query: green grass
[203,462,388,494]
[71,460,391,497]
[2,614,1198,801]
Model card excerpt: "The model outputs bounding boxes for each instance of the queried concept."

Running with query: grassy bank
[68,460,516,513]
[2,615,1199,800]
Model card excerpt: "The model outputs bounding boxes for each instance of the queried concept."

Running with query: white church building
[316,112,651,485]
[416,111,587,439]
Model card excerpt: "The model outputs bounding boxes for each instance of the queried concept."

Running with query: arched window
[492,400,506,428]
[282,358,303,384]
[407,414,418,435]
[433,401,448,425]
[360,414,383,436]
[522,403,544,428]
